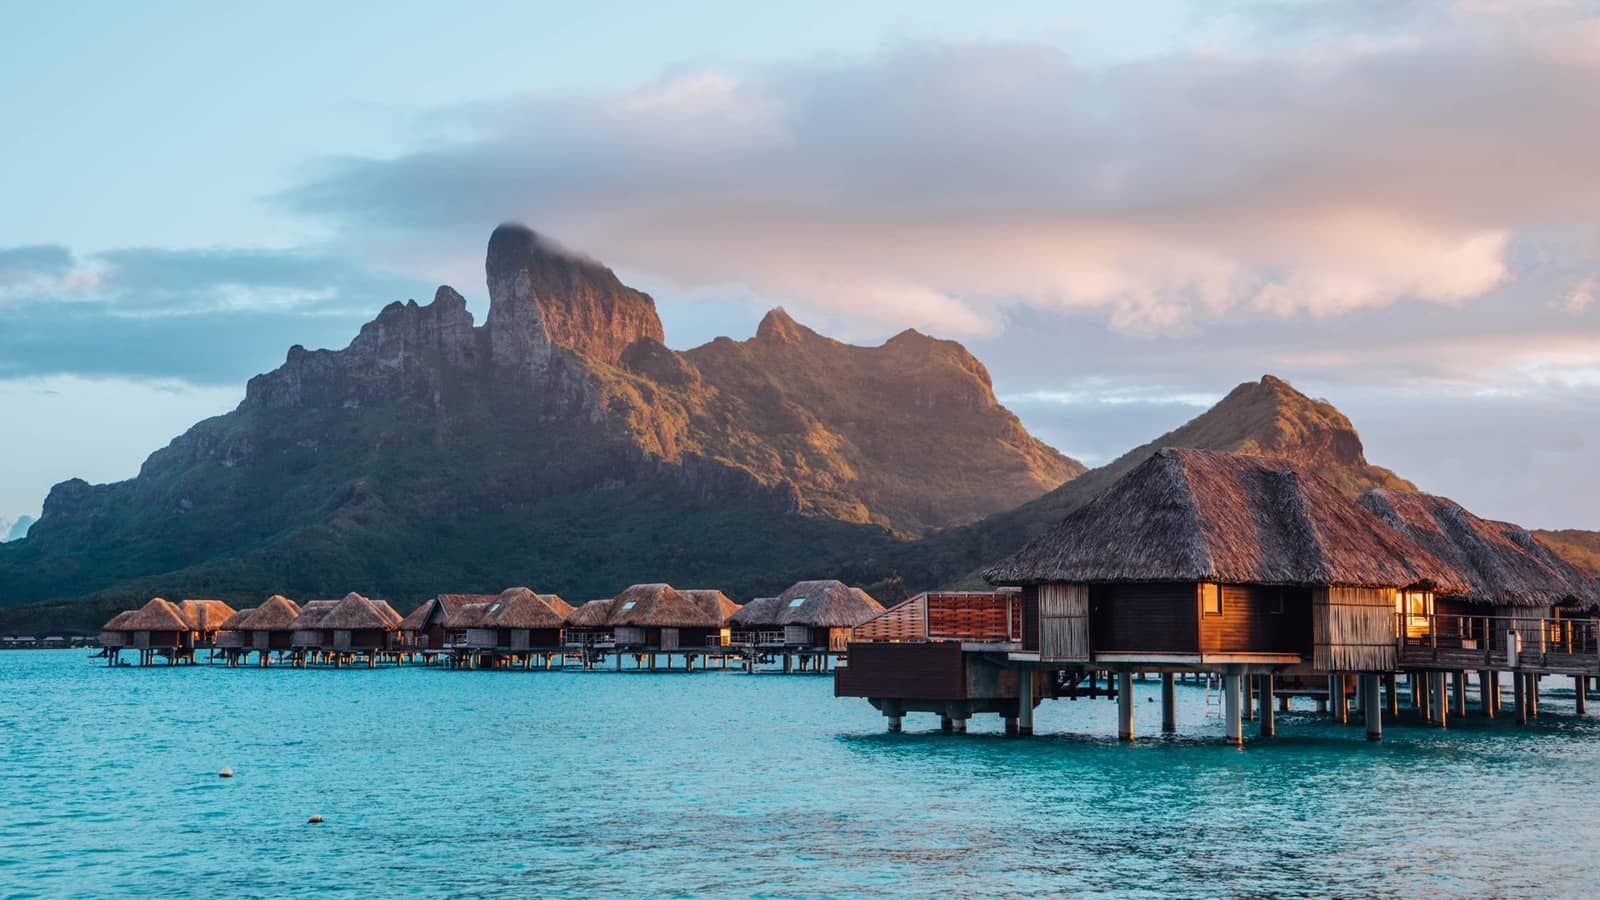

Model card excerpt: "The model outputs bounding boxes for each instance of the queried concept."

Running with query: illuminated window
[1202,584,1222,616]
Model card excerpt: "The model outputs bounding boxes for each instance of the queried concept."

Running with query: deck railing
[1395,612,1600,671]
[726,630,787,647]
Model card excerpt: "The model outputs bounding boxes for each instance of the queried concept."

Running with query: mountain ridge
[0,225,1077,624]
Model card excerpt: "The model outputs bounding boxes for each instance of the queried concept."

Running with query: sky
[3,0,1600,529]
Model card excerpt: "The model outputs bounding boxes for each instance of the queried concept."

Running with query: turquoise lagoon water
[4,650,1599,897]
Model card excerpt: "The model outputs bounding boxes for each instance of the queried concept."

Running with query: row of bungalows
[839,448,1479,741]
[99,597,237,665]
[1357,488,1600,723]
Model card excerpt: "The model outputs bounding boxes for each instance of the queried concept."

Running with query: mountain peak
[485,223,663,367]
[754,307,813,343]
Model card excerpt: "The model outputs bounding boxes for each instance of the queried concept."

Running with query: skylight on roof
[788,598,806,608]
[621,601,636,611]
[490,603,502,613]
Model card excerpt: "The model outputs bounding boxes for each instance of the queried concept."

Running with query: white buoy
[219,768,234,778]
[307,815,324,824]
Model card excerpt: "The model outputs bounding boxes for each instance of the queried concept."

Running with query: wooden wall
[1091,582,1199,653]
[1312,586,1396,671]
[1199,585,1311,655]
[835,641,966,700]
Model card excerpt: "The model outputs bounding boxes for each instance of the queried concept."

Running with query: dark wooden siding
[1022,586,1040,651]
[1199,585,1312,654]
[835,642,965,700]
[1091,582,1200,653]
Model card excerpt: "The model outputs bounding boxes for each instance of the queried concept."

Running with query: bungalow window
[1201,584,1222,617]
[1268,590,1285,615]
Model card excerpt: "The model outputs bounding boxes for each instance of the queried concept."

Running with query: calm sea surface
[4,650,1599,897]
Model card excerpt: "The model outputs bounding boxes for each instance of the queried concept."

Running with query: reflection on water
[3,652,1596,896]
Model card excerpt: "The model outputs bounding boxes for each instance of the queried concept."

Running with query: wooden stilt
[1577,674,1588,716]
[1514,672,1528,724]
[1258,674,1275,737]
[1117,671,1134,741]
[1242,675,1255,721]
[1453,671,1466,718]
[1385,673,1399,717]
[1019,671,1035,736]
[1363,674,1382,741]
[887,714,903,733]
[1223,672,1242,746]
[1480,670,1495,718]
[1434,671,1448,729]
[1160,672,1176,734]
[1332,674,1349,724]
[1530,674,1539,718]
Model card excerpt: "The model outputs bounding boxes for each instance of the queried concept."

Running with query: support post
[887,714,903,733]
[1453,671,1466,718]
[1242,675,1255,721]
[1223,672,1242,746]
[1331,674,1349,724]
[1363,674,1382,741]
[1530,674,1539,718]
[1258,674,1275,737]
[1434,671,1448,729]
[1160,672,1176,734]
[1019,671,1035,736]
[1480,670,1495,719]
[1514,671,1527,725]
[1578,674,1588,716]
[1117,671,1135,741]
[1385,673,1399,717]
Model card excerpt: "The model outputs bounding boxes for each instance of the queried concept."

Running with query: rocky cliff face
[0,224,1076,618]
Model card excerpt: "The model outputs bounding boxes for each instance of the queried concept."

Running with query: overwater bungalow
[289,599,338,656]
[289,595,399,666]
[839,449,1468,742]
[679,589,739,648]
[99,598,195,665]
[1359,489,1600,723]
[398,594,477,653]
[218,595,302,665]
[172,599,236,648]
[730,580,885,670]
[442,588,569,669]
[607,583,720,667]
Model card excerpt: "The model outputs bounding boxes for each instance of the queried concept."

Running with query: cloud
[1557,276,1597,315]
[278,4,1600,338]
[0,244,435,382]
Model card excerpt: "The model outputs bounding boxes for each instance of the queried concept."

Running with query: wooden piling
[1019,671,1036,736]
[1332,673,1349,724]
[1117,671,1134,741]
[1480,670,1495,718]
[1160,672,1176,734]
[1362,674,1382,741]
[1453,671,1466,718]
[1514,672,1527,725]
[1258,674,1275,737]
[1578,675,1588,716]
[1223,672,1242,746]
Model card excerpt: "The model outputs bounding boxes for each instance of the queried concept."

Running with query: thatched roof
[368,598,403,627]
[441,598,498,629]
[289,599,339,631]
[483,588,567,629]
[538,593,575,619]
[729,597,781,626]
[566,599,616,628]
[985,449,1469,592]
[1359,489,1600,608]
[178,599,237,632]
[738,580,885,627]
[220,607,257,631]
[404,594,484,630]
[607,583,718,628]
[679,589,739,625]
[318,592,397,631]
[113,598,191,632]
[245,595,302,631]
[101,609,139,631]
